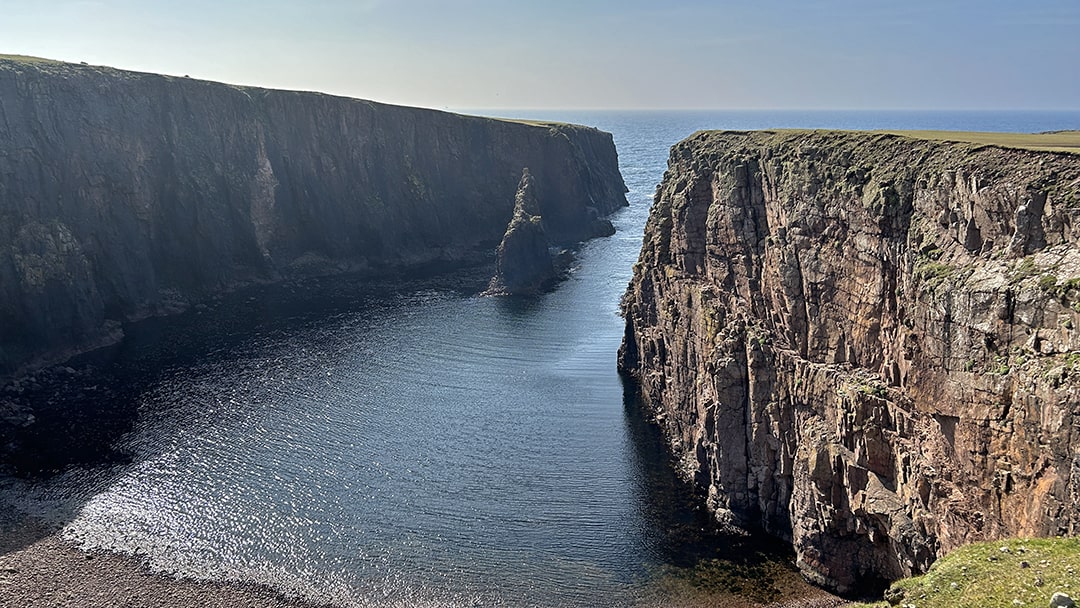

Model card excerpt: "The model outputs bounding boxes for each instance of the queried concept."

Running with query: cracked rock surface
[619,130,1080,594]
[0,57,627,377]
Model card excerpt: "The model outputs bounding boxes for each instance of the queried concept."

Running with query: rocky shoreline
[0,533,848,608]
[0,513,325,608]
[0,463,845,608]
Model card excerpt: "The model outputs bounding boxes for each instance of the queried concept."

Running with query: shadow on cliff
[619,374,831,603]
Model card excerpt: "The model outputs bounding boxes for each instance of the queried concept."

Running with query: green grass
[0,54,66,64]
[1012,256,1039,282]
[485,116,586,131]
[856,381,888,399]
[1039,274,1060,292]
[916,261,955,289]
[1044,276,1080,300]
[849,537,1080,608]
[502,118,571,127]
[696,128,1080,156]
[874,130,1080,154]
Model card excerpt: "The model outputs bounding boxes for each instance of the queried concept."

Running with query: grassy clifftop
[879,130,1080,154]
[0,55,603,138]
[852,538,1080,608]
[0,54,65,64]
[687,128,1080,156]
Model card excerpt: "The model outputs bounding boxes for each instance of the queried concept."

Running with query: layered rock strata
[619,130,1080,594]
[0,56,627,375]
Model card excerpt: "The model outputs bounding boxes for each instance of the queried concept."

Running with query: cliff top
[677,128,1080,224]
[0,54,64,64]
[688,128,1080,155]
[879,129,1080,154]
[0,54,597,134]
[491,116,582,130]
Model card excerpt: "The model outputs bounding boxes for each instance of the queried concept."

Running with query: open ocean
[4,110,1079,607]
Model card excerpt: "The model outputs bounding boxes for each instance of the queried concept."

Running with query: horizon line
[462,107,1080,114]
[3,54,1078,115]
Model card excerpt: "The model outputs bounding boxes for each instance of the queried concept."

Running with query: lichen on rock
[619,129,1080,595]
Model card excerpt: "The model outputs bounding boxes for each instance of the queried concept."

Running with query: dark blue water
[4,110,1078,607]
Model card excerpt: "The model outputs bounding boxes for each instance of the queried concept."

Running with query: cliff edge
[619,129,1080,594]
[0,56,627,375]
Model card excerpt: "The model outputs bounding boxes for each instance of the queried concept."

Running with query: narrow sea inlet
[4,111,1079,607]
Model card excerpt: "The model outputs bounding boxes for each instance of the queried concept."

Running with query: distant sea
[4,110,1078,608]
[471,108,1080,135]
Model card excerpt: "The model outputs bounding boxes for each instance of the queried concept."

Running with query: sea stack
[485,168,556,295]
[0,56,628,376]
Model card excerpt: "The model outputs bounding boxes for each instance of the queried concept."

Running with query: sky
[1,0,1078,110]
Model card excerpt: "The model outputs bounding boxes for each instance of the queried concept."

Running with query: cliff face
[619,130,1080,594]
[0,57,626,375]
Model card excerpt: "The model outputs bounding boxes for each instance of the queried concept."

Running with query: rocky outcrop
[484,166,613,296]
[485,168,556,295]
[0,56,627,376]
[619,130,1080,594]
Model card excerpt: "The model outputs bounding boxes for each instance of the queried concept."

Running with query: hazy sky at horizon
[2,0,1078,110]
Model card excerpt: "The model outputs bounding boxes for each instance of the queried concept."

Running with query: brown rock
[619,130,1080,594]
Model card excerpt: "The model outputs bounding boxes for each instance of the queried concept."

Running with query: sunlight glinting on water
[15,109,1080,607]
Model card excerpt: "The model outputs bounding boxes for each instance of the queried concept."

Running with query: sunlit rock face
[0,57,627,375]
[619,129,1080,594]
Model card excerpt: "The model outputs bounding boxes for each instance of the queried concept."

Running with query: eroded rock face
[619,130,1080,594]
[0,58,627,375]
[485,169,556,295]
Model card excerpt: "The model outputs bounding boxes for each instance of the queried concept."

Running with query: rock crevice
[485,168,557,296]
[619,130,1080,594]
[0,57,627,375]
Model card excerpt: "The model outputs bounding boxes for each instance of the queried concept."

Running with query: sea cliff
[0,56,627,376]
[619,129,1080,593]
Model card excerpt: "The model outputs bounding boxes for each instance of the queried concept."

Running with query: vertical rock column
[486,168,556,295]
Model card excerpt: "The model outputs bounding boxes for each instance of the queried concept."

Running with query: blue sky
[2,0,1078,110]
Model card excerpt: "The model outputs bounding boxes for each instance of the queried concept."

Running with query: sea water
[4,110,1079,607]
